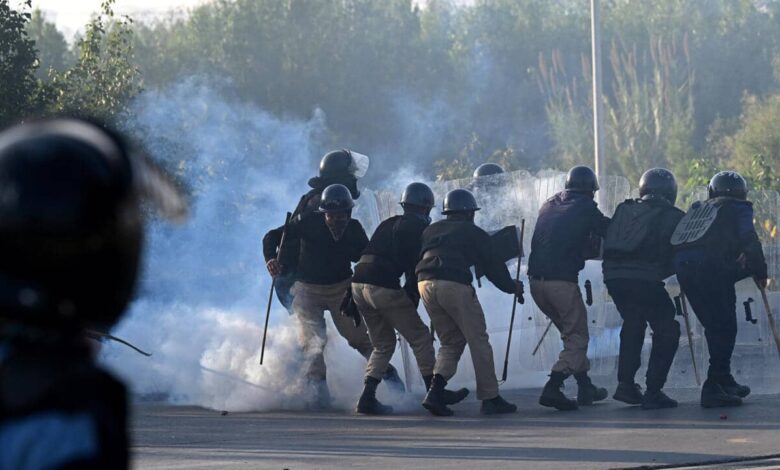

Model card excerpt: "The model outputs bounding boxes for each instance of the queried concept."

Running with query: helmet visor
[349,151,370,179]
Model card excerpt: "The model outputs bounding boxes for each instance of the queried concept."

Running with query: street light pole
[591,0,605,182]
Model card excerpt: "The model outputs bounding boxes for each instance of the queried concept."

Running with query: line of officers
[263,151,770,416]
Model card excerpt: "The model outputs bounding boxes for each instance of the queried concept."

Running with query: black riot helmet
[0,118,186,332]
[319,184,355,212]
[565,165,599,192]
[708,171,748,200]
[319,149,370,180]
[473,163,505,178]
[639,168,678,204]
[400,182,435,209]
[442,188,480,215]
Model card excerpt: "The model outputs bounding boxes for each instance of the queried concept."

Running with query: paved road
[131,388,780,470]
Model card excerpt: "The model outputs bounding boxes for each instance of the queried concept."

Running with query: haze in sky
[25,0,470,38]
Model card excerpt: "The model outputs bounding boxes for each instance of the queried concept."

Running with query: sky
[23,0,469,39]
[24,0,211,37]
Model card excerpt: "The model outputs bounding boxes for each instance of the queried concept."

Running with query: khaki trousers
[418,279,499,400]
[352,283,436,380]
[529,279,590,375]
[291,279,373,380]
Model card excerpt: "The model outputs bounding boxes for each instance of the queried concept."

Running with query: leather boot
[574,372,608,405]
[641,389,678,409]
[701,379,742,408]
[422,374,454,416]
[423,375,469,405]
[356,377,393,415]
[480,395,517,415]
[717,375,750,398]
[539,371,578,411]
[613,382,643,405]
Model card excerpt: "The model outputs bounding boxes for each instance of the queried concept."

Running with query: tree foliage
[0,0,38,128]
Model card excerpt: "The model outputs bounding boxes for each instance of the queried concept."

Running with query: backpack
[603,199,665,256]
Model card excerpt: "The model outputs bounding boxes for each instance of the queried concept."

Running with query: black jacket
[528,190,611,282]
[415,219,515,294]
[602,196,684,282]
[674,197,768,281]
[353,214,428,290]
[262,188,321,267]
[283,212,368,285]
[0,341,128,469]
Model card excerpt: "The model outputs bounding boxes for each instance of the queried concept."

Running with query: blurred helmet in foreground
[0,118,187,332]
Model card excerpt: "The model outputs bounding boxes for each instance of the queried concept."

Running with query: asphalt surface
[131,387,780,470]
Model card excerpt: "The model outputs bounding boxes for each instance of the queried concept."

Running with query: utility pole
[591,0,605,183]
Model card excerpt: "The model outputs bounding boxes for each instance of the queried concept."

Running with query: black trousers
[676,262,737,381]
[606,279,680,391]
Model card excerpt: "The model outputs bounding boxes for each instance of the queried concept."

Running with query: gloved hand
[339,288,362,328]
[266,259,282,277]
[754,276,769,290]
[514,280,525,304]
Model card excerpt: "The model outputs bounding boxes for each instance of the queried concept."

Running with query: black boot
[641,389,678,410]
[717,375,750,398]
[423,375,469,405]
[481,395,517,415]
[539,372,578,411]
[383,364,406,394]
[701,379,742,408]
[356,377,393,415]
[574,372,608,406]
[613,382,643,405]
[422,374,454,416]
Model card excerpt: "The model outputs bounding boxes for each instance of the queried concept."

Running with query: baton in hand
[260,212,291,365]
[500,219,525,383]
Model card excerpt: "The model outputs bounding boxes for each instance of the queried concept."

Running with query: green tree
[728,93,780,190]
[0,0,38,128]
[47,0,141,122]
[26,9,71,80]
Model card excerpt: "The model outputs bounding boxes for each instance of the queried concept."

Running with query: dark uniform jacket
[0,340,128,469]
[415,219,515,294]
[528,190,611,283]
[352,214,428,291]
[674,197,768,282]
[602,195,685,282]
[262,188,321,268]
[283,212,368,285]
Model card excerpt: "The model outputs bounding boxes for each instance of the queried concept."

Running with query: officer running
[0,118,185,468]
[416,189,523,416]
[528,165,611,411]
[672,171,769,408]
[351,183,468,415]
[602,168,685,409]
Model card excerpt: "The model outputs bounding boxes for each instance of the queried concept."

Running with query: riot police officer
[351,183,468,415]
[416,189,523,416]
[528,166,611,411]
[263,149,369,309]
[603,169,684,409]
[0,118,185,468]
[673,171,768,408]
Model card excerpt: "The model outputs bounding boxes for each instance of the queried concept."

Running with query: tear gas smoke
[99,79,780,413]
